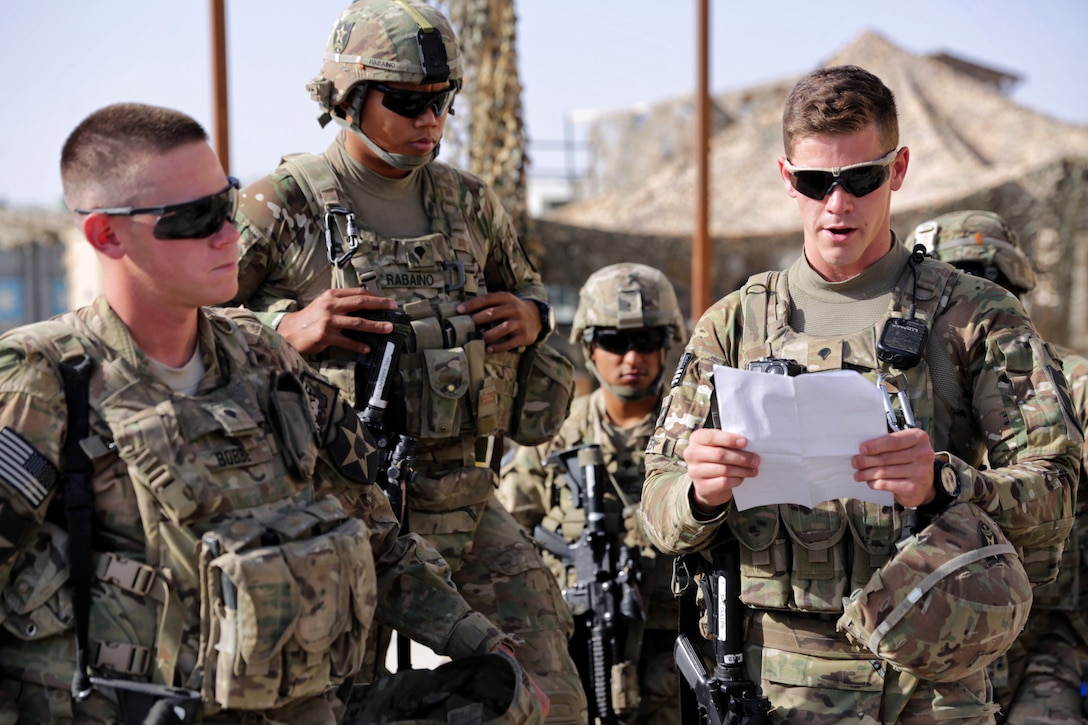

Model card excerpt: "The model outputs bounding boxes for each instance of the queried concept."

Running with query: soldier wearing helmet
[640,66,1079,722]
[907,209,1036,295]
[227,1,584,722]
[908,210,1088,725]
[499,264,693,724]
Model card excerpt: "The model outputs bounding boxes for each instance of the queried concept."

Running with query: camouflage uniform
[500,263,692,724]
[1002,347,1088,725]
[501,391,682,724]
[0,298,515,724]
[229,2,583,721]
[640,240,1081,724]
[907,210,1088,724]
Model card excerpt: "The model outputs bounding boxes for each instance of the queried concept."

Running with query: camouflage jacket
[229,137,561,462]
[1030,345,1088,639]
[231,135,546,325]
[499,389,677,630]
[640,245,1080,605]
[0,298,505,719]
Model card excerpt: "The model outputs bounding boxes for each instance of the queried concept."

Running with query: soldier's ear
[82,213,126,259]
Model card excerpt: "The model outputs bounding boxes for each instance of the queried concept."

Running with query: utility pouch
[197,498,377,711]
[782,502,848,612]
[421,347,471,438]
[508,344,576,446]
[0,522,73,641]
[728,507,790,610]
[268,371,320,480]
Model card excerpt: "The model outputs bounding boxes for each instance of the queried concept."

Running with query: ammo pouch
[398,338,574,446]
[197,497,377,711]
[0,522,74,641]
[507,343,575,446]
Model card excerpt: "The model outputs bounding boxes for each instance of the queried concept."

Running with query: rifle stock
[677,538,771,725]
[348,310,416,524]
[349,310,418,671]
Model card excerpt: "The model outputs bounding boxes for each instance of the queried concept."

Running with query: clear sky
[1,0,1085,209]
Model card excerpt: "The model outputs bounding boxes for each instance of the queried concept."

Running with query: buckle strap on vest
[94,552,157,597]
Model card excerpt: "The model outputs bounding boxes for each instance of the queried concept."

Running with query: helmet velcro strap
[866,542,1017,656]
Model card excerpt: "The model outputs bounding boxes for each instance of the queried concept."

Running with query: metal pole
[210,0,231,174]
[692,0,711,318]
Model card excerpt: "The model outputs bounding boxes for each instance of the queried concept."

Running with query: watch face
[939,465,959,496]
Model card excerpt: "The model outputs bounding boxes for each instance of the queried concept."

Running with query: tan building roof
[549,30,1088,237]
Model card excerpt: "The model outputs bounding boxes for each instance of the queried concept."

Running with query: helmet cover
[906,210,1036,293]
[569,263,687,346]
[837,501,1032,682]
[309,0,464,114]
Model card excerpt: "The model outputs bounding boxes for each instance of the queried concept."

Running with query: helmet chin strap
[331,115,439,170]
[585,353,665,403]
[331,85,441,171]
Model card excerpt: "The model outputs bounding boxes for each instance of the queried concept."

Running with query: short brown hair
[781,65,898,158]
[61,103,208,210]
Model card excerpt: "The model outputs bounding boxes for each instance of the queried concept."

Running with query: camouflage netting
[438,0,537,262]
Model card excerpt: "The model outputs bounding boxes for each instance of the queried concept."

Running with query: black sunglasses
[371,82,457,119]
[783,148,899,200]
[76,177,239,240]
[593,328,669,355]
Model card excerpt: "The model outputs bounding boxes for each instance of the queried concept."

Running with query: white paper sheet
[712,365,894,510]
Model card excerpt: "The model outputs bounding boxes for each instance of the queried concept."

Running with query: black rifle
[674,536,771,725]
[349,310,418,671]
[532,444,644,723]
[348,309,417,525]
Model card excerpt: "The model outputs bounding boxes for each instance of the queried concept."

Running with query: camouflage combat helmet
[837,501,1032,683]
[306,0,463,169]
[907,210,1036,294]
[569,263,687,347]
[570,263,687,402]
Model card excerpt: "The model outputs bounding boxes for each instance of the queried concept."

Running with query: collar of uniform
[328,133,424,201]
[791,233,909,304]
[90,297,220,392]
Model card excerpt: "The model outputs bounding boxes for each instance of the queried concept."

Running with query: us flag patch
[0,427,60,508]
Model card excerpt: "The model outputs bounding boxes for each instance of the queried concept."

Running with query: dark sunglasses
[593,328,669,355]
[783,148,899,200]
[76,177,239,240]
[371,81,457,119]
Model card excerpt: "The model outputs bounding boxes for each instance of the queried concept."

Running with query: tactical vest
[279,154,567,454]
[0,311,378,715]
[728,259,957,613]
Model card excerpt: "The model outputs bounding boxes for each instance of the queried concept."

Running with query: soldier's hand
[684,429,760,513]
[457,292,540,353]
[852,427,936,508]
[277,288,397,355]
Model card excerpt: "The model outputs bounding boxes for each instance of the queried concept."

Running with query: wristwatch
[531,300,555,344]
[929,459,960,510]
[935,460,959,498]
